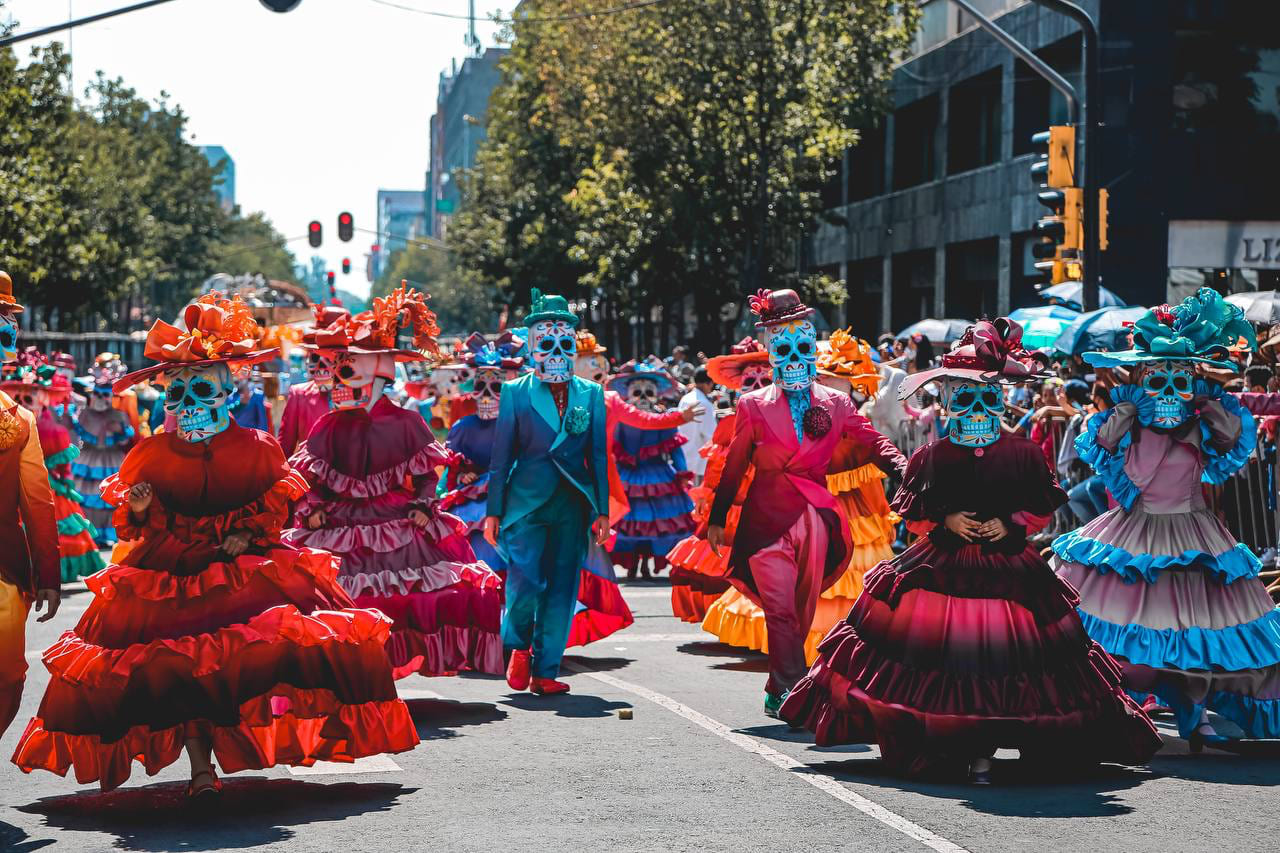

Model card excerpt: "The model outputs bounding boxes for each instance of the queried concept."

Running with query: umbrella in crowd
[1008,305,1080,349]
[1038,281,1126,311]
[1226,290,1280,326]
[895,318,971,343]
[1053,305,1147,355]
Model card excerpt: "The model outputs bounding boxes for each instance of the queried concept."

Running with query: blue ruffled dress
[1052,382,1280,739]
[610,424,695,564]
[72,407,135,547]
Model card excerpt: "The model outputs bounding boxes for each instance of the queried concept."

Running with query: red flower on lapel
[802,405,832,440]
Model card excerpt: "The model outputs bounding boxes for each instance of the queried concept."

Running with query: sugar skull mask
[431,366,472,402]
[740,363,772,393]
[307,352,334,391]
[331,351,392,411]
[164,363,233,443]
[946,380,1003,449]
[0,311,18,363]
[626,378,660,412]
[530,320,575,384]
[474,366,505,420]
[575,353,610,385]
[767,321,817,391]
[1139,361,1194,428]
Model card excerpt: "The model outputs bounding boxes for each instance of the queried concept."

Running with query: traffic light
[1098,188,1109,252]
[1030,126,1081,283]
[308,220,322,248]
[342,257,351,274]
[338,212,354,242]
[1029,126,1075,189]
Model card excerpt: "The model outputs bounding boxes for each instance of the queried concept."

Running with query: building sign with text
[1169,221,1280,270]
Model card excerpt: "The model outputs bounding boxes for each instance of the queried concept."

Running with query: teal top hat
[525,288,579,327]
[1084,287,1256,371]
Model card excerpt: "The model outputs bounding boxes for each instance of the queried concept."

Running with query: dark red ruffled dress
[11,422,419,791]
[780,435,1161,775]
[285,397,503,679]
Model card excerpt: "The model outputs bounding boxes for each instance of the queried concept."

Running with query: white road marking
[287,754,402,775]
[618,589,675,599]
[395,687,448,700]
[563,662,970,853]
[599,633,713,643]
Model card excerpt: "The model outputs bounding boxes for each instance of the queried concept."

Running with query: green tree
[372,241,498,336]
[451,0,916,355]
[208,211,298,283]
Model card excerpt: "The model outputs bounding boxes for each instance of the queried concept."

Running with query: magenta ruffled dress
[1052,383,1280,739]
[285,396,503,679]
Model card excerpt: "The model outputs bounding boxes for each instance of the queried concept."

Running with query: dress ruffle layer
[354,581,504,678]
[289,442,451,500]
[567,568,635,647]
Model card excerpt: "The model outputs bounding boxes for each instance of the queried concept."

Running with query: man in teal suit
[484,291,610,695]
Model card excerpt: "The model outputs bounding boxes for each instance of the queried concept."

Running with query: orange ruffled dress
[11,422,419,791]
[666,414,741,622]
[699,435,896,663]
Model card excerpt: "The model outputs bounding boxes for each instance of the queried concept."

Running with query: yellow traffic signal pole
[948,0,1100,312]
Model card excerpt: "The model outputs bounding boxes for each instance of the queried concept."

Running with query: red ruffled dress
[666,414,740,621]
[11,422,418,791]
[35,409,106,582]
[780,435,1161,775]
[285,396,503,679]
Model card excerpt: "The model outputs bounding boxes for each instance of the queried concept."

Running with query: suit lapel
[530,377,562,434]
[759,384,800,451]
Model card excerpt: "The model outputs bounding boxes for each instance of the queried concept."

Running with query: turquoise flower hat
[1084,287,1256,371]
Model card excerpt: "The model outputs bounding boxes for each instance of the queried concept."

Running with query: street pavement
[3,575,1279,853]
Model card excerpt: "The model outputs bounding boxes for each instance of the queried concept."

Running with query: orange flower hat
[706,338,770,390]
[817,328,881,396]
[115,292,279,392]
[576,330,607,356]
[312,281,441,363]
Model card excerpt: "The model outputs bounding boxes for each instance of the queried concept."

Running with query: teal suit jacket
[486,374,610,532]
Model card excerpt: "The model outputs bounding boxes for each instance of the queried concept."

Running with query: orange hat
[0,271,24,314]
[817,329,881,396]
[706,338,770,390]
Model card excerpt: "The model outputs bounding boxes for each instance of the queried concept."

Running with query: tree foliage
[372,242,498,337]
[450,0,917,356]
[211,211,298,284]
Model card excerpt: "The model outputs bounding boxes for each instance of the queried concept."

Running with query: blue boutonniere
[565,405,590,435]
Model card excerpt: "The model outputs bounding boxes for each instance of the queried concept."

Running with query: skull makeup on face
[739,363,772,393]
[330,351,392,411]
[626,378,660,412]
[473,366,504,420]
[89,389,113,412]
[767,320,818,391]
[530,320,576,384]
[574,353,610,385]
[1139,361,1195,428]
[164,363,233,442]
[307,352,334,390]
[946,380,1003,449]
[0,311,18,363]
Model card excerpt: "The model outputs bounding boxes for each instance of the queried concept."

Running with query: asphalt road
[3,574,1278,853]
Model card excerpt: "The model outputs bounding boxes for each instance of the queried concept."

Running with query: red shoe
[506,650,532,691]
[530,677,570,695]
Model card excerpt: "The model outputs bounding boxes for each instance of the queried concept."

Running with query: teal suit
[487,374,609,678]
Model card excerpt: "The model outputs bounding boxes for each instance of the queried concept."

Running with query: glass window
[948,68,1003,174]
[893,94,940,189]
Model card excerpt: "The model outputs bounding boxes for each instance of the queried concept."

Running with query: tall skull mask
[307,352,334,390]
[331,351,391,411]
[946,379,1003,449]
[767,321,817,391]
[0,310,18,363]
[739,363,772,394]
[530,320,575,384]
[574,353,610,385]
[626,378,660,412]
[164,363,233,442]
[473,366,504,420]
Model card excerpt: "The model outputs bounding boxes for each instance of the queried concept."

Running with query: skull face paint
[473,366,505,420]
[89,390,113,412]
[626,378,660,412]
[766,321,817,391]
[530,320,576,384]
[946,380,1003,449]
[739,363,772,393]
[1140,361,1195,428]
[0,311,18,363]
[574,353,610,385]
[164,363,233,442]
[330,351,391,411]
[307,352,334,390]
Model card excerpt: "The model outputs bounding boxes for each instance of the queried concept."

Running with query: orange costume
[0,274,61,739]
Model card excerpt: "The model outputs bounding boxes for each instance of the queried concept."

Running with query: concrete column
[934,244,947,317]
[881,254,893,334]
[934,87,949,318]
[998,233,1012,315]
[836,259,849,328]
[1000,55,1015,163]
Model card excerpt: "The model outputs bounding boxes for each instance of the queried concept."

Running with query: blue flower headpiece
[607,359,676,395]
[1085,287,1256,371]
[457,330,526,372]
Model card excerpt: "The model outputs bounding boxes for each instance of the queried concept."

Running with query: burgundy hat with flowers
[750,289,812,330]
[298,304,352,351]
[898,318,1048,400]
[312,282,440,362]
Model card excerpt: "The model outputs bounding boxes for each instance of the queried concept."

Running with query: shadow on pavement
[676,641,763,659]
[19,778,413,852]
[500,692,631,718]
[406,698,508,740]
[560,655,631,673]
[1150,747,1280,786]
[804,757,1152,818]
[0,821,54,852]
[738,723,872,753]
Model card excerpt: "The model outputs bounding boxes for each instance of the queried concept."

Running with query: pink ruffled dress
[285,396,503,678]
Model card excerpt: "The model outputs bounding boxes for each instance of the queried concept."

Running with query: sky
[2,0,520,299]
